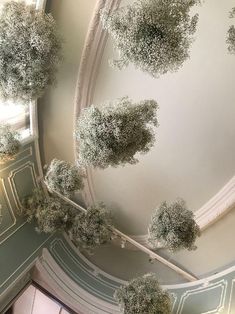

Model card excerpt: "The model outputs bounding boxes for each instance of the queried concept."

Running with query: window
[11,284,72,314]
[0,100,31,139]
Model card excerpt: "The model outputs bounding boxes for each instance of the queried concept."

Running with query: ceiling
[38,0,235,282]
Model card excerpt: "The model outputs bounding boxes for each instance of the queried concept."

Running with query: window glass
[12,284,72,314]
[0,101,31,139]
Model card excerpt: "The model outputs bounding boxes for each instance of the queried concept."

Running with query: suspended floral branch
[0,124,20,164]
[45,159,85,197]
[23,188,113,251]
[48,186,198,282]
[69,203,112,251]
[148,199,200,252]
[114,274,172,314]
[227,7,235,54]
[0,1,62,102]
[75,97,158,168]
[23,188,76,234]
[100,0,200,77]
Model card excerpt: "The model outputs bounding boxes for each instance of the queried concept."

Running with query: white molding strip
[73,0,235,247]
[195,176,235,230]
[73,0,121,206]
[49,188,197,282]
[131,175,235,247]
[63,233,126,286]
[34,247,235,314]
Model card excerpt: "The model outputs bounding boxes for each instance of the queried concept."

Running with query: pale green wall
[0,141,53,312]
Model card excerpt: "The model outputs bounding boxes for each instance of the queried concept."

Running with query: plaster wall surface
[38,0,97,164]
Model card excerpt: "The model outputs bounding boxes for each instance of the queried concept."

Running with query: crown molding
[73,0,121,205]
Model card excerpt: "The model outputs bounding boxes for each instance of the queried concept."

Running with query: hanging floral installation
[148,199,200,252]
[100,0,200,77]
[227,7,235,54]
[45,159,85,197]
[0,1,62,102]
[75,97,158,168]
[0,124,20,163]
[23,188,76,234]
[114,273,172,314]
[23,189,113,251]
[69,203,113,251]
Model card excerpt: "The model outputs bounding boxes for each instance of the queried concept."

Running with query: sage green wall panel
[0,221,52,294]
[0,142,39,244]
[49,237,118,305]
[0,182,16,239]
[0,139,53,310]
[46,236,235,313]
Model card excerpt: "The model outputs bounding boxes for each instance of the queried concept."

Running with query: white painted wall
[38,0,97,164]
[91,0,235,234]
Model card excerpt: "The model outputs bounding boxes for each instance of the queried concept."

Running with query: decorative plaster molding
[0,204,2,225]
[34,241,235,314]
[73,0,121,206]
[35,249,121,314]
[228,279,235,313]
[73,0,235,248]
[0,146,33,173]
[8,161,38,214]
[0,178,16,237]
[176,279,227,314]
[49,239,120,298]
[63,233,126,286]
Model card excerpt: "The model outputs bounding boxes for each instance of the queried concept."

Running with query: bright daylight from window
[0,101,31,139]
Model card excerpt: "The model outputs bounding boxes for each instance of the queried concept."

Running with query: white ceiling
[39,0,235,282]
[91,0,235,235]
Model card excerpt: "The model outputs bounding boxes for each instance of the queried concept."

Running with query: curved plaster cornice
[131,175,235,246]
[73,0,235,246]
[34,239,235,314]
[73,0,121,206]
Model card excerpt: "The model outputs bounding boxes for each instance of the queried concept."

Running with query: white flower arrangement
[227,8,235,54]
[69,203,113,251]
[45,159,85,197]
[100,0,199,77]
[0,124,20,163]
[0,1,62,102]
[23,190,113,250]
[23,188,76,234]
[114,273,172,314]
[148,199,200,252]
[75,97,158,168]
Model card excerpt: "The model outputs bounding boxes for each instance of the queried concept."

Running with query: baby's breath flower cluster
[148,199,200,252]
[69,204,112,251]
[23,189,113,251]
[0,124,20,163]
[100,0,199,77]
[23,188,76,234]
[45,159,85,197]
[75,97,158,168]
[227,8,235,54]
[114,273,172,314]
[0,1,62,102]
